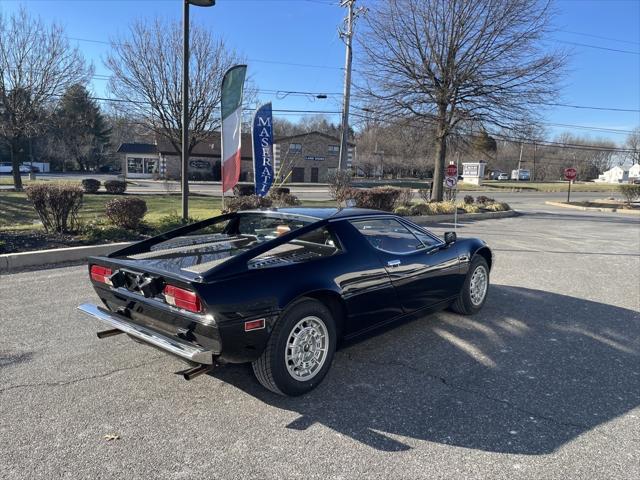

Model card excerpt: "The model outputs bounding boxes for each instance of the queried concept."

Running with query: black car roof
[249,207,387,220]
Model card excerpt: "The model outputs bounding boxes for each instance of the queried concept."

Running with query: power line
[553,39,640,55]
[557,29,640,47]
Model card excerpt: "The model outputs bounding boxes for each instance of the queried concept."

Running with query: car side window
[350,218,425,254]
[403,223,442,248]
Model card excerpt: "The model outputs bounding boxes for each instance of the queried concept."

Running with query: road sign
[564,167,577,181]
[445,176,458,189]
[446,164,458,177]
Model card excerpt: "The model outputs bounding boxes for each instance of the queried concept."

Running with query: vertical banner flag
[221,64,247,193]
[252,103,274,197]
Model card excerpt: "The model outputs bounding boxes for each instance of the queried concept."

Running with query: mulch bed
[0,230,97,254]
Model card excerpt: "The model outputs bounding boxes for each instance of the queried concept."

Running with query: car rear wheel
[450,256,490,315]
[252,298,336,396]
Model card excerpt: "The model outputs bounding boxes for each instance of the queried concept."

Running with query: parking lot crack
[0,356,164,394]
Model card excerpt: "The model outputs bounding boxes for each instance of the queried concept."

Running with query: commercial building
[117,131,356,183]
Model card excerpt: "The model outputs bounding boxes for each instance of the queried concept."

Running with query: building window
[328,145,339,155]
[288,143,302,154]
[127,156,158,175]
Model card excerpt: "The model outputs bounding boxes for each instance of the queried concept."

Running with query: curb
[405,209,518,225]
[0,242,132,274]
[545,201,640,215]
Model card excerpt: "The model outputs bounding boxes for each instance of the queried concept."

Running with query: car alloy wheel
[284,315,329,381]
[469,265,488,306]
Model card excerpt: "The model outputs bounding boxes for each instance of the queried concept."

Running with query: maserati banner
[252,102,274,197]
[220,64,247,193]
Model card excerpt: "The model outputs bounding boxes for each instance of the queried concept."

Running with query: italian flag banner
[221,64,247,193]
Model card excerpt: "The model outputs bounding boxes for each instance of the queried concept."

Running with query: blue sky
[1,0,638,144]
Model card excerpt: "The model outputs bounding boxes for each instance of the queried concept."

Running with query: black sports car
[78,208,492,396]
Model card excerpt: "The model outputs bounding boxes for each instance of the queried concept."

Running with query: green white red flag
[221,65,247,192]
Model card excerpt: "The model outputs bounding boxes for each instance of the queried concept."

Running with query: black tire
[252,298,337,396]
[450,255,490,315]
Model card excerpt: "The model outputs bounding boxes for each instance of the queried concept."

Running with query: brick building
[273,132,355,183]
[117,131,356,183]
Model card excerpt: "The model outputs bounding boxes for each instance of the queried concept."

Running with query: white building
[629,163,640,181]
[597,165,629,184]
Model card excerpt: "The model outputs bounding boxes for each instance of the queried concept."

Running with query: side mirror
[444,231,457,245]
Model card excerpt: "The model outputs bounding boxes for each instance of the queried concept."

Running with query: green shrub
[225,194,272,212]
[153,213,198,234]
[271,193,301,207]
[104,179,127,194]
[344,187,401,211]
[25,183,84,233]
[619,184,640,204]
[81,178,101,194]
[418,188,431,202]
[397,188,414,207]
[484,202,511,212]
[409,201,458,215]
[393,206,412,216]
[81,223,142,243]
[272,187,290,196]
[105,197,147,229]
[463,195,474,205]
[475,195,495,205]
[458,202,480,213]
[327,170,353,202]
[233,184,256,196]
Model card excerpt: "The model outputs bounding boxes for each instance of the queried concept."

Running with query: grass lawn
[0,192,338,230]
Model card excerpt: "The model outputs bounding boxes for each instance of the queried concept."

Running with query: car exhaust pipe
[97,328,124,339]
[176,363,215,381]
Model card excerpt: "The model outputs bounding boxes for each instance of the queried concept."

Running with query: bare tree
[625,127,640,165]
[106,18,245,161]
[359,0,566,200]
[0,8,91,189]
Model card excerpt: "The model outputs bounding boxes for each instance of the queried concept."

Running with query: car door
[349,217,463,313]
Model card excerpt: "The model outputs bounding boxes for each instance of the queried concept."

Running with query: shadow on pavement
[212,285,640,454]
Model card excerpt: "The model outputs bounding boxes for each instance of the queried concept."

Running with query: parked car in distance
[78,208,493,396]
[511,169,531,181]
[497,173,509,180]
[0,162,31,174]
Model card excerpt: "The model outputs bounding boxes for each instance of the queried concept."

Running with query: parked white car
[497,173,509,180]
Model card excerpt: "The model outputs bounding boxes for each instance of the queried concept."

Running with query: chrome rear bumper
[77,303,215,364]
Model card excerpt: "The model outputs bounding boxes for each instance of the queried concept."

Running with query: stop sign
[564,167,577,181]
[446,164,457,177]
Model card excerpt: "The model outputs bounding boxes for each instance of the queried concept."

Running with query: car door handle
[387,260,401,268]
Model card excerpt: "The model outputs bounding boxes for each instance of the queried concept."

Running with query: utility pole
[181,0,215,220]
[338,0,361,171]
[516,142,523,181]
[181,0,190,219]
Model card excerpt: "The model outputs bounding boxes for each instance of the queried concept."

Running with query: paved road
[1,206,639,479]
[2,173,621,205]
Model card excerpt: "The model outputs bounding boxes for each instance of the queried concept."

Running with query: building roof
[155,133,253,159]
[116,143,158,155]
[275,131,356,147]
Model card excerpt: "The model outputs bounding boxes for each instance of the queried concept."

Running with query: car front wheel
[252,298,336,396]
[450,255,490,315]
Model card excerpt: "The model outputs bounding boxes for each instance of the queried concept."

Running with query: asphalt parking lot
[1,206,639,479]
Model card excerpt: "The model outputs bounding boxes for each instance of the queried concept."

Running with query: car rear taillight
[163,285,202,313]
[90,265,113,285]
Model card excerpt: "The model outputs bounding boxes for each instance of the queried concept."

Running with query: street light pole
[181,0,215,220]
